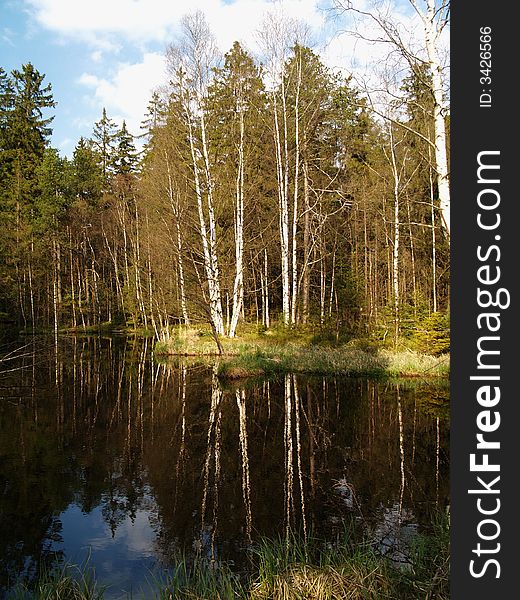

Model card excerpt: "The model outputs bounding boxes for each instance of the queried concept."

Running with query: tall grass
[7,559,105,600]
[250,516,450,600]
[146,557,244,600]
[7,513,449,599]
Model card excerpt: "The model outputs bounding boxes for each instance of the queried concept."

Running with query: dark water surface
[0,336,449,597]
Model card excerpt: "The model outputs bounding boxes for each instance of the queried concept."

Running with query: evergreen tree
[92,108,117,185]
[0,67,14,151]
[9,63,55,168]
[140,92,165,152]
[113,120,139,175]
[4,63,55,213]
[71,137,103,205]
[0,67,15,216]
[0,64,55,323]
[206,41,267,335]
[35,147,69,231]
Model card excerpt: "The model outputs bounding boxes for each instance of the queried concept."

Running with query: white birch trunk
[415,0,450,236]
[389,127,400,343]
[164,150,190,326]
[290,52,302,325]
[273,91,291,325]
[264,249,270,329]
[228,105,245,338]
[199,108,224,335]
[187,114,224,335]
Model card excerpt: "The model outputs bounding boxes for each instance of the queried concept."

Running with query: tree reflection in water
[0,336,449,592]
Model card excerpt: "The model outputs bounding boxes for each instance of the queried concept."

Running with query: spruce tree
[92,108,117,185]
[9,63,55,166]
[4,63,55,213]
[140,92,165,152]
[113,120,139,175]
[71,137,103,205]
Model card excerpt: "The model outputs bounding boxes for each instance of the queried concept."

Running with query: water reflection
[0,337,449,594]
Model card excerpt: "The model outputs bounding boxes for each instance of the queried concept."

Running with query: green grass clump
[381,350,450,378]
[148,557,244,600]
[7,560,105,600]
[250,515,449,600]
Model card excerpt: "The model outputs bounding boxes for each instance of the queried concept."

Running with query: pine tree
[92,108,117,185]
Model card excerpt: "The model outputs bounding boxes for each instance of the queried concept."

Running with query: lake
[0,336,449,597]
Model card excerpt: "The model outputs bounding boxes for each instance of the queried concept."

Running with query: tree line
[0,11,449,344]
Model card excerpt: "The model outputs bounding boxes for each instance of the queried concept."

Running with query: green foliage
[372,305,450,357]
[34,148,71,231]
[8,63,55,161]
[113,120,139,175]
[400,510,450,600]
[309,328,352,347]
[7,559,105,600]
[0,48,450,340]
[91,108,117,184]
[413,311,450,356]
[70,138,102,205]
[0,63,56,321]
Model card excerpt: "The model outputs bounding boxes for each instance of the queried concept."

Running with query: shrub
[413,312,450,356]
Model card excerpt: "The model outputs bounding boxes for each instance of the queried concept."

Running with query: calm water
[0,336,449,597]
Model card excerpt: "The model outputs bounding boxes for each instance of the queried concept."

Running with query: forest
[0,5,452,597]
[0,10,450,350]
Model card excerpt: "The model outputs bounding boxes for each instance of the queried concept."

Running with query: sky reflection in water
[53,500,157,596]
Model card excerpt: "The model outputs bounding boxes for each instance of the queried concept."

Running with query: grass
[154,326,449,380]
[217,346,449,380]
[7,512,449,599]
[7,559,105,600]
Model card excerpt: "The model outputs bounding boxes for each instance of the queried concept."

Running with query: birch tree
[166,12,225,335]
[207,42,265,338]
[258,12,308,325]
[333,0,450,236]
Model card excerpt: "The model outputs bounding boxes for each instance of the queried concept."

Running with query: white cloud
[2,27,16,46]
[25,0,326,52]
[90,49,103,63]
[78,53,166,136]
[27,0,447,151]
[26,0,182,44]
[209,0,326,53]
[43,0,328,141]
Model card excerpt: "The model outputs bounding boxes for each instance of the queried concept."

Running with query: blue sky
[1,0,438,157]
